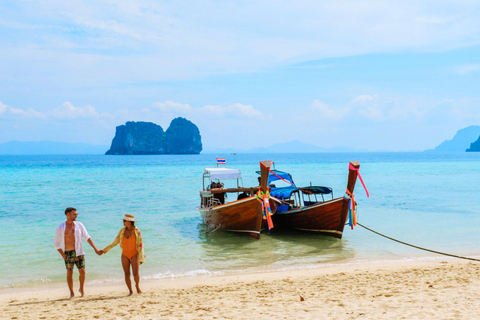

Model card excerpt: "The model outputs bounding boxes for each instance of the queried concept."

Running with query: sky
[1,1,480,151]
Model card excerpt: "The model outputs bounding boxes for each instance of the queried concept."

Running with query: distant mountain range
[0,139,357,155]
[3,127,480,155]
[425,125,480,152]
[203,140,362,153]
[0,141,108,155]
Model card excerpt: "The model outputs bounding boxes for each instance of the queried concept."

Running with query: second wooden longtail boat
[268,161,365,238]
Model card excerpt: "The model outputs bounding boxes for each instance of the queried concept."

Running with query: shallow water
[1,152,480,288]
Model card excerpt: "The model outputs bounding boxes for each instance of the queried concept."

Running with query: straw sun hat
[121,214,136,222]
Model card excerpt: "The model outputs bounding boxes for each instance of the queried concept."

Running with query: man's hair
[65,207,77,215]
[131,221,135,227]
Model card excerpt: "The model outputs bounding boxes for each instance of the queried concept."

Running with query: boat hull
[198,196,264,238]
[272,198,347,238]
[269,161,360,239]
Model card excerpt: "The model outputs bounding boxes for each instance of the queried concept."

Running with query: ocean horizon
[2,152,480,289]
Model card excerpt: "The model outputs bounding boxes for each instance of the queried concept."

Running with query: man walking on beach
[54,207,101,299]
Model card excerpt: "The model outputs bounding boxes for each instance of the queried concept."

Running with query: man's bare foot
[79,289,84,297]
[127,291,133,297]
[136,286,142,294]
[69,293,75,300]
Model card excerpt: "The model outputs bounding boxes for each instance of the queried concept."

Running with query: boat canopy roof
[299,186,333,195]
[204,167,242,180]
[256,169,295,186]
[270,186,333,199]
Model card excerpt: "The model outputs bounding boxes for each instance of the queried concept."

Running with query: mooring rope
[357,222,480,262]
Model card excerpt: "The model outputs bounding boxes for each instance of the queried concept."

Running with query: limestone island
[105,118,202,155]
[467,135,480,152]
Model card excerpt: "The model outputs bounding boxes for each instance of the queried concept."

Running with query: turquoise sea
[1,152,480,289]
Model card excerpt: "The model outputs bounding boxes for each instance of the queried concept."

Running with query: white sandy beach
[1,259,479,319]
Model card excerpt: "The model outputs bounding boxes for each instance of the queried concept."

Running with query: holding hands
[95,249,104,256]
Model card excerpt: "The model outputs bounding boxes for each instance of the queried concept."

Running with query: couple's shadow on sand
[9,294,130,306]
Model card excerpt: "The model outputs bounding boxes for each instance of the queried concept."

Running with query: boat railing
[207,198,222,208]
[208,187,259,194]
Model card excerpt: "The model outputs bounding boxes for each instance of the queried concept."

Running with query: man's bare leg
[121,255,133,296]
[78,269,86,297]
[67,270,75,299]
[131,254,142,294]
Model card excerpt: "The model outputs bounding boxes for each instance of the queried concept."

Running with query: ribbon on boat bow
[344,189,357,229]
[344,163,369,229]
[256,186,274,231]
[349,163,369,197]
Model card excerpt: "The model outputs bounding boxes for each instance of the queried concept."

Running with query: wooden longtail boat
[198,160,275,239]
[269,161,361,239]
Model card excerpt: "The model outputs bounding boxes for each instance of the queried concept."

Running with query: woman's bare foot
[79,289,84,297]
[136,286,142,294]
[69,293,75,300]
[127,291,133,297]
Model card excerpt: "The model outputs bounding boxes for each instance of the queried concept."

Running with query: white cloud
[350,95,384,121]
[50,102,109,120]
[3,1,480,85]
[388,100,422,120]
[151,101,192,113]
[200,105,226,117]
[0,100,47,119]
[420,98,480,125]
[151,101,264,119]
[453,64,480,75]
[311,100,350,120]
[346,94,480,125]
[226,103,263,118]
[350,95,377,106]
[0,101,116,122]
[0,101,7,115]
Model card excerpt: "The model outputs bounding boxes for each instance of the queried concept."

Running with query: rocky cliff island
[426,125,480,152]
[467,135,480,152]
[105,118,202,155]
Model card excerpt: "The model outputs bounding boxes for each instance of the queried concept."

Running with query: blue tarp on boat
[256,170,295,186]
[270,187,298,199]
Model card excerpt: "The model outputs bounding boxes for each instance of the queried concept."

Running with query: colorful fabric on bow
[256,187,274,231]
[344,189,356,229]
[348,163,369,197]
[344,163,369,229]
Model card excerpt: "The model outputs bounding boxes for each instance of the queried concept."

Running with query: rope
[357,223,480,262]
[260,162,294,186]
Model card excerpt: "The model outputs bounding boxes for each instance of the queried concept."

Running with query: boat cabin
[257,169,333,212]
[200,167,260,209]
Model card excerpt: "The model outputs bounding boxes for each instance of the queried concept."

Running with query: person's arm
[53,225,65,259]
[57,248,66,260]
[136,228,145,264]
[87,238,101,255]
[78,222,101,255]
[102,228,123,254]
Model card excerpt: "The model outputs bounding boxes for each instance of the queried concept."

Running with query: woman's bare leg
[121,255,133,296]
[131,254,142,293]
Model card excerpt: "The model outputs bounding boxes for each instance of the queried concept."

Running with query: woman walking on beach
[101,214,145,296]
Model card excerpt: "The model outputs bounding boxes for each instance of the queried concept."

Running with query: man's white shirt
[54,221,91,256]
